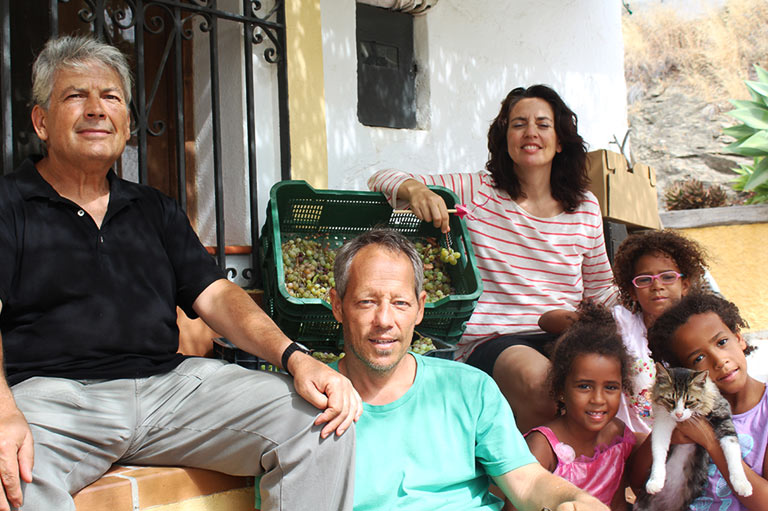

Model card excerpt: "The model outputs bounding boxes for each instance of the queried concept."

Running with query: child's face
[672,311,749,396]
[562,354,622,433]
[630,252,690,325]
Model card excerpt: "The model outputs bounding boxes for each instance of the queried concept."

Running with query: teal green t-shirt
[331,353,536,511]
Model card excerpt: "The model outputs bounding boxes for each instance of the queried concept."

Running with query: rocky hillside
[622,0,767,211]
[626,84,751,211]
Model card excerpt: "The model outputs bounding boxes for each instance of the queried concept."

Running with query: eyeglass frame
[631,271,685,289]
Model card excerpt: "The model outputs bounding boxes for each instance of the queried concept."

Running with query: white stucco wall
[193,0,281,247]
[321,0,629,190]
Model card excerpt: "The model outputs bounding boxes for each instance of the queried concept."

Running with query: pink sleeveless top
[526,424,635,506]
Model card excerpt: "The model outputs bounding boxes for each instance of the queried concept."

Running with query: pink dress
[526,424,635,506]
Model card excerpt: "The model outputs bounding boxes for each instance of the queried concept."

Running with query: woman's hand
[398,179,451,233]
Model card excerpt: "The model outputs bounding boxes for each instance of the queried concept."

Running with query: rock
[627,83,753,210]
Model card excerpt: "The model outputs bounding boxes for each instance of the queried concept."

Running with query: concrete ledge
[661,204,768,229]
[73,465,255,511]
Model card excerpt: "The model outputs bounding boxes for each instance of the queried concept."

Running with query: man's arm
[493,463,609,511]
[0,301,34,511]
[191,279,362,438]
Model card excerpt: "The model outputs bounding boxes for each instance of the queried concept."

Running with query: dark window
[356,4,416,129]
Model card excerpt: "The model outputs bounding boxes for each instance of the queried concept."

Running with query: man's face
[31,62,130,168]
[331,244,426,374]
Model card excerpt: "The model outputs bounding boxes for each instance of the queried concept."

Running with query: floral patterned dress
[613,305,656,434]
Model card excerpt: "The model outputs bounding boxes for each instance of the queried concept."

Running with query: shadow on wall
[320,0,627,191]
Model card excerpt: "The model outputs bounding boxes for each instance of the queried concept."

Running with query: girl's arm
[626,433,652,492]
[676,417,768,509]
[610,475,631,511]
[538,309,579,334]
[524,430,557,472]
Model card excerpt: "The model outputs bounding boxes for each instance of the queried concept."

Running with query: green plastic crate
[260,180,482,347]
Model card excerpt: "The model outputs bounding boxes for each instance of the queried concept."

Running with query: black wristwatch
[281,341,310,376]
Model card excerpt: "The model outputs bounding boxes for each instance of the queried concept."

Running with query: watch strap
[281,342,309,376]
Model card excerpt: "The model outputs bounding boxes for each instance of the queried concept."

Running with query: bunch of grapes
[312,351,344,363]
[413,238,459,303]
[410,332,436,355]
[281,234,460,304]
[281,236,336,300]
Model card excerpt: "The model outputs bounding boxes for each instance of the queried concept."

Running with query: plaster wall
[320,0,629,190]
[673,223,768,332]
[192,0,282,247]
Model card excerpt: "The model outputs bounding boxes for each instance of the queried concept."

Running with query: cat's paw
[730,475,753,497]
[645,476,665,494]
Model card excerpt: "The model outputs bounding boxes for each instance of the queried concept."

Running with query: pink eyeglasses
[631,271,684,288]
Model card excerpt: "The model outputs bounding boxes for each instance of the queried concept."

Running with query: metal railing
[1,0,290,287]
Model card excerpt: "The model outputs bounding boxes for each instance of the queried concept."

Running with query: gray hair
[32,35,133,109]
[334,228,424,300]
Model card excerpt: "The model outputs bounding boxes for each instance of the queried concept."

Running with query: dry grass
[623,0,768,101]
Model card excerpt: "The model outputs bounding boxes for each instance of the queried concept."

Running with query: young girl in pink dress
[525,301,636,510]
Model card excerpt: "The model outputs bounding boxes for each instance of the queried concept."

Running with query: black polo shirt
[0,158,225,385]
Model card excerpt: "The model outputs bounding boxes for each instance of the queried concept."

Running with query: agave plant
[664,179,728,211]
[725,65,768,204]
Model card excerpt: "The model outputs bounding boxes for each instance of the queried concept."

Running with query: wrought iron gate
[0,0,291,287]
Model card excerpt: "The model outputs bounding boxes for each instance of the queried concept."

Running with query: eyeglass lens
[633,271,680,288]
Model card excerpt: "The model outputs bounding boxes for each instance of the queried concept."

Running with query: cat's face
[672,311,749,397]
[652,363,716,421]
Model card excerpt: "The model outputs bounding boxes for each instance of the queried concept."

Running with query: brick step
[73,465,256,511]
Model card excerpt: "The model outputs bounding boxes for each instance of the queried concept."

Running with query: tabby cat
[634,363,752,511]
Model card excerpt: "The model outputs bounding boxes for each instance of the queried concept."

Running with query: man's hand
[0,407,33,511]
[553,493,610,510]
[287,353,362,439]
[496,463,609,511]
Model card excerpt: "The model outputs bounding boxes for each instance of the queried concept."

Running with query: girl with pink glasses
[540,229,709,438]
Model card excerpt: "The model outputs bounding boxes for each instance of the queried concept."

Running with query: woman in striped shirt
[368,85,618,432]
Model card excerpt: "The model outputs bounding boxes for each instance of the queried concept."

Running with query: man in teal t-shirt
[328,228,608,511]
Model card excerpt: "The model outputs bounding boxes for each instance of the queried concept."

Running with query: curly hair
[612,229,708,312]
[548,301,634,414]
[485,85,589,212]
[647,291,755,367]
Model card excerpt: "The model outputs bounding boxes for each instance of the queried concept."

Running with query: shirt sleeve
[0,182,19,306]
[367,169,481,209]
[158,193,226,317]
[475,373,538,476]
[580,193,619,307]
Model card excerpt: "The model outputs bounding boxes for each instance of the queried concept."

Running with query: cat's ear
[655,362,670,381]
[691,370,710,387]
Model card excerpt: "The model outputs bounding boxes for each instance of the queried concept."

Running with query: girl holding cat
[524,301,636,510]
[633,292,768,510]
[540,229,708,436]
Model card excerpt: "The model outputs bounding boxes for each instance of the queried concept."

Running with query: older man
[0,36,361,510]
[328,228,608,511]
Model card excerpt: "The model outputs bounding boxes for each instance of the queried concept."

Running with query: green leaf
[725,138,768,157]
[728,99,768,110]
[754,65,768,84]
[745,80,768,100]
[738,130,768,151]
[727,107,768,130]
[722,124,757,139]
[745,157,768,190]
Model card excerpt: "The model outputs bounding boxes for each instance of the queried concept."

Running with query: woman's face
[505,97,561,172]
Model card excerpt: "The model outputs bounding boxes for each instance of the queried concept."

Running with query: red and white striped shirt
[368,169,619,361]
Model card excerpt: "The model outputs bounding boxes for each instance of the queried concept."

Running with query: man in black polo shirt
[0,36,360,511]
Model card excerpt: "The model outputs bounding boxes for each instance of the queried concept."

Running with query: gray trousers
[11,358,355,510]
